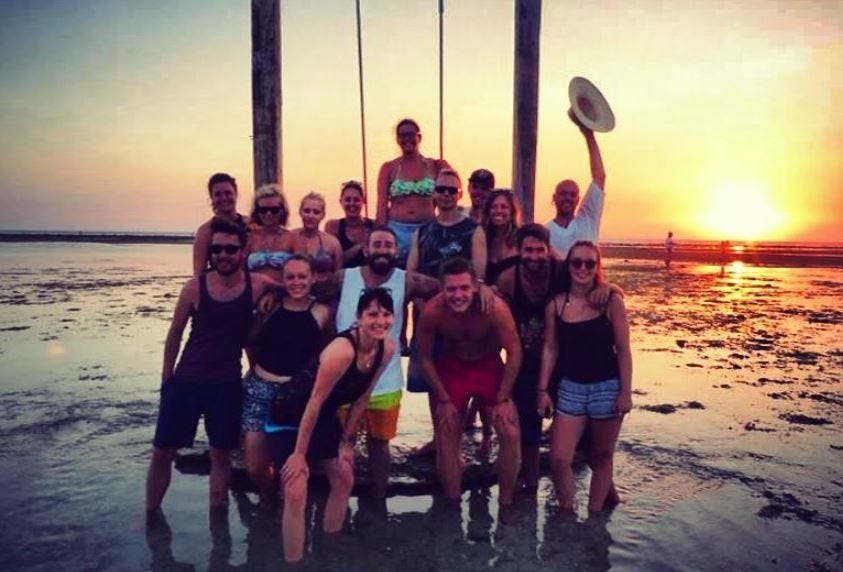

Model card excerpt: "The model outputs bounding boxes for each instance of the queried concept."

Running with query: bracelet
[476,278,486,284]
[496,397,512,405]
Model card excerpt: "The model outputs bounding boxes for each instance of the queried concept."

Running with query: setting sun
[699,181,784,241]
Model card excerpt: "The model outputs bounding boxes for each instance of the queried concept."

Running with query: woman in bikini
[325,181,374,268]
[193,172,249,276]
[375,118,451,268]
[268,288,395,562]
[241,255,331,508]
[287,192,343,284]
[245,183,291,283]
[537,241,632,513]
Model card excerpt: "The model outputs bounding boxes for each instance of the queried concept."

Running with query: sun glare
[699,181,784,240]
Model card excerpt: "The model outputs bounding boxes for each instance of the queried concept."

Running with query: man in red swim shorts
[416,257,523,505]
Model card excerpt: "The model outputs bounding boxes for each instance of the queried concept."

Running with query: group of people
[145,113,632,563]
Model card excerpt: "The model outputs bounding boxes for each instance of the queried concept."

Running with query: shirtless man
[147,217,279,514]
[416,257,522,505]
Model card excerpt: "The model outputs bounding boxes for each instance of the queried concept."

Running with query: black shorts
[266,414,342,468]
[152,377,242,450]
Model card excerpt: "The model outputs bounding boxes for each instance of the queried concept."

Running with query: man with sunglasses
[545,115,607,256]
[407,169,487,281]
[146,217,280,515]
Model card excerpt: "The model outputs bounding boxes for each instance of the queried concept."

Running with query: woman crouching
[537,241,632,513]
[267,288,395,562]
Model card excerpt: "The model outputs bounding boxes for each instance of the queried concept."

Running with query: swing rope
[355,0,369,217]
[438,0,444,160]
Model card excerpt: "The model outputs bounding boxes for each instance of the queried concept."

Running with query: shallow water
[0,243,841,571]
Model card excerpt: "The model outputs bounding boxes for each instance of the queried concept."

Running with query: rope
[438,0,444,160]
[355,0,369,217]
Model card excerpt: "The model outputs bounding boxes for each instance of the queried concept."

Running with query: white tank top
[335,267,405,395]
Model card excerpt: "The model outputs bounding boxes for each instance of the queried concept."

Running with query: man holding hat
[467,168,495,222]
[545,114,606,257]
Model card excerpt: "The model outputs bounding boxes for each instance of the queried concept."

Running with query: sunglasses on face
[435,186,459,196]
[569,258,597,270]
[257,206,283,215]
[209,244,242,255]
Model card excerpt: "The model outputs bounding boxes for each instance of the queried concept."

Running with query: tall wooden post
[512,0,541,223]
[251,0,282,189]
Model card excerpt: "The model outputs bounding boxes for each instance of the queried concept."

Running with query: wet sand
[0,243,841,571]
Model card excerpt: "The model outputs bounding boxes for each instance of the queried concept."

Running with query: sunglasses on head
[435,186,459,196]
[257,206,283,215]
[209,244,242,255]
[569,258,597,270]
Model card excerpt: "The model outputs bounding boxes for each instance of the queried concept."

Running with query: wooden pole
[251,0,282,190]
[512,0,541,223]
[438,0,444,160]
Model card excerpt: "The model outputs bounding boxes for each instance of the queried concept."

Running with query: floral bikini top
[389,158,437,199]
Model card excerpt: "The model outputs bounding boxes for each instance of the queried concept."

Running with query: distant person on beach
[376,118,451,268]
[245,183,291,282]
[193,173,248,276]
[537,240,632,513]
[495,225,617,493]
[467,168,495,222]
[147,217,280,514]
[545,114,606,257]
[241,255,330,509]
[325,181,374,268]
[664,231,675,269]
[416,257,522,506]
[288,192,343,285]
[268,288,395,562]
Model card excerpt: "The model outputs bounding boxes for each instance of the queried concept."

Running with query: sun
[699,181,784,240]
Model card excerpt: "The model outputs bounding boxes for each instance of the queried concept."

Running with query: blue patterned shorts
[241,372,285,432]
[555,377,620,420]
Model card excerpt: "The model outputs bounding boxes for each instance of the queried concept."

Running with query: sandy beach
[0,241,841,571]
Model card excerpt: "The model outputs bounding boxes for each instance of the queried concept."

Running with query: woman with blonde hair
[245,183,291,282]
[288,192,343,282]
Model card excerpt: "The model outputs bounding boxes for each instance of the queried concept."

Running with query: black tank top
[174,272,253,382]
[554,294,619,384]
[338,218,374,268]
[486,255,519,284]
[511,259,560,375]
[256,301,322,376]
[417,217,478,277]
[271,329,385,426]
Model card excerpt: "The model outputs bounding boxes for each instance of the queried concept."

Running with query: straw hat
[568,77,615,132]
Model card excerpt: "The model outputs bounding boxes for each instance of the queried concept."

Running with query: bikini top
[389,158,437,199]
[247,250,290,271]
[306,232,335,274]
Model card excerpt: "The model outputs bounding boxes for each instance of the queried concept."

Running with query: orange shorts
[337,390,401,441]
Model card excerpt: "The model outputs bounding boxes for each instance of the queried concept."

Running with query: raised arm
[536,297,560,416]
[581,125,605,190]
[607,294,632,415]
[192,220,211,276]
[161,279,198,383]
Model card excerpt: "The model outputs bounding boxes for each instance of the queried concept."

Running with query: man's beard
[367,254,395,276]
[523,258,548,274]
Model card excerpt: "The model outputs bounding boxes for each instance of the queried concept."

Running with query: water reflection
[145,510,196,572]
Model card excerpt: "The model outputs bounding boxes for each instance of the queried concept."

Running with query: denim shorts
[555,377,620,419]
[241,372,285,432]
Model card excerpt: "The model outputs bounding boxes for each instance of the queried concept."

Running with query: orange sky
[0,1,841,241]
